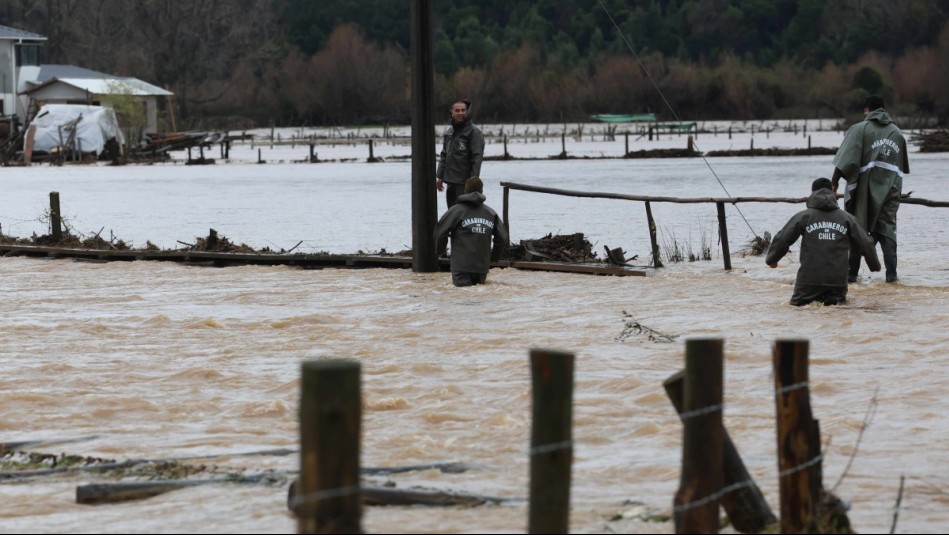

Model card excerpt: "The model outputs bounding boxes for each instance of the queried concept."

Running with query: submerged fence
[500,181,949,271]
[294,337,850,534]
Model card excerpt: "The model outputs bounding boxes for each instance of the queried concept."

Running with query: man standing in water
[436,99,485,209]
[434,177,508,287]
[766,178,880,306]
[831,95,909,283]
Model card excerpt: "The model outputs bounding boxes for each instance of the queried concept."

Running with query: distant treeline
[3,0,948,127]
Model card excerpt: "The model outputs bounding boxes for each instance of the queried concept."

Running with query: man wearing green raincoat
[831,95,909,283]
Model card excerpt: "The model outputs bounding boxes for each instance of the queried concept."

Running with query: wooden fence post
[674,338,724,534]
[645,201,663,268]
[49,191,63,242]
[297,360,362,534]
[773,339,820,534]
[503,186,510,239]
[716,202,732,271]
[664,370,777,533]
[529,348,574,534]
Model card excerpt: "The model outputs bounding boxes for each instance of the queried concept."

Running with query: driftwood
[508,233,597,263]
[287,479,512,512]
[73,463,487,507]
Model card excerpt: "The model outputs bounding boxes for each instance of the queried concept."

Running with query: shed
[20,65,172,135]
[26,103,125,161]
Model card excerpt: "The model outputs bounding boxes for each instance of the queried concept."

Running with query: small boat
[590,113,656,123]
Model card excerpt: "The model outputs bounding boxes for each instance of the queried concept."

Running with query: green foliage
[6,0,949,125]
[102,80,148,145]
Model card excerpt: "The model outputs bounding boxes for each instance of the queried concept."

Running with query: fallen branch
[77,472,286,505]
[287,479,515,512]
[361,461,471,475]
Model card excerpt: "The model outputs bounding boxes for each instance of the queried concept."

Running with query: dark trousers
[849,234,896,276]
[452,271,487,287]
[445,182,464,208]
[790,285,847,306]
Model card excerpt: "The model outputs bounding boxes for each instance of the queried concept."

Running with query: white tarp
[27,104,125,155]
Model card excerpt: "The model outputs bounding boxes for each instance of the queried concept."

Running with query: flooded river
[1,149,947,533]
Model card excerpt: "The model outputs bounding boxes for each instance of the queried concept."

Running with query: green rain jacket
[434,191,508,275]
[766,188,881,289]
[832,109,909,240]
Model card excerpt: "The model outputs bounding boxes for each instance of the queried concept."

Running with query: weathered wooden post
[773,339,820,534]
[664,370,777,533]
[309,143,315,162]
[297,360,362,534]
[529,348,574,534]
[674,338,724,534]
[368,139,375,162]
[503,186,510,239]
[808,136,812,150]
[624,131,629,155]
[645,201,663,268]
[49,191,63,242]
[560,131,567,158]
[503,134,509,158]
[258,148,263,164]
[716,202,732,271]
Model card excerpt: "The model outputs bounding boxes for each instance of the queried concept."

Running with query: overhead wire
[596,0,761,239]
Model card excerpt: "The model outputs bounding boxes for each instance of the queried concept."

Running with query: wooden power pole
[410,0,439,272]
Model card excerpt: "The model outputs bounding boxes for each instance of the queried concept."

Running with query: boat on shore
[590,113,657,123]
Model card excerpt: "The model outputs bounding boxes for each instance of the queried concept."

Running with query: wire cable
[597,0,760,238]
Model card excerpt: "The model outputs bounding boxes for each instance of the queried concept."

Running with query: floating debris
[506,232,598,262]
[739,231,772,257]
[616,311,676,343]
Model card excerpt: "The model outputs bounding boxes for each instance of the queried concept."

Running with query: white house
[1,23,172,136]
[21,65,173,134]
[0,23,45,125]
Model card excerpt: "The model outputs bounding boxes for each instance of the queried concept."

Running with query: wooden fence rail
[501,181,949,271]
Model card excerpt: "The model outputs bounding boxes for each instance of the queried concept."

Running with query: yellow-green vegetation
[102,80,148,146]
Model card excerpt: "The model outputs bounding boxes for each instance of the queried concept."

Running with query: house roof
[35,64,113,82]
[0,24,46,41]
[23,65,173,97]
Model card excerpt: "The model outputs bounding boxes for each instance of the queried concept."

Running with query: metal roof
[0,24,46,41]
[36,64,113,82]
[24,76,173,97]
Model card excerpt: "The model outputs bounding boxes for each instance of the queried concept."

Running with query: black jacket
[434,192,508,274]
[436,118,485,185]
[766,188,881,288]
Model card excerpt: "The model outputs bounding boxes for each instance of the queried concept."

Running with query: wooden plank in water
[0,244,648,277]
[509,261,647,277]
